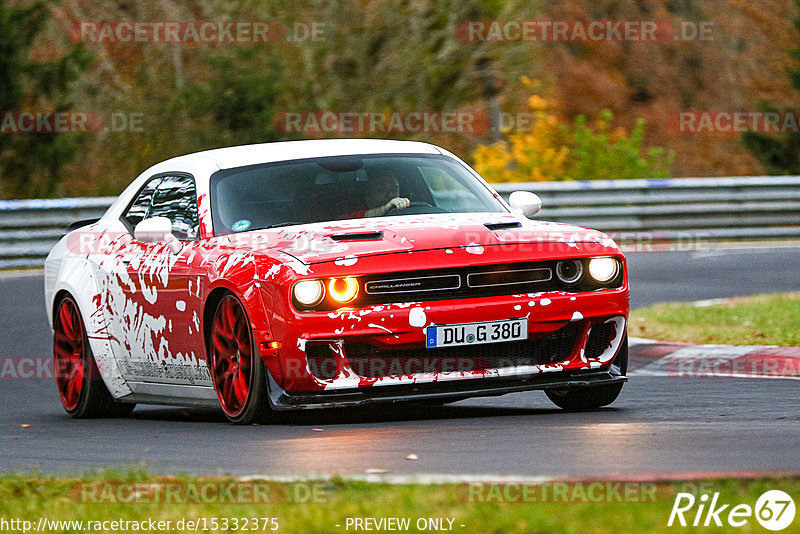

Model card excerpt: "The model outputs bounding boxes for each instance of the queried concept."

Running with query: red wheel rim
[210,296,253,417]
[53,298,85,412]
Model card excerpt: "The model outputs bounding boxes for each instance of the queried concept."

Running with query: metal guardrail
[0,197,115,269]
[1,177,799,269]
[493,176,800,244]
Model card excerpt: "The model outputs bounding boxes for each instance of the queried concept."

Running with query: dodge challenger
[45,139,629,423]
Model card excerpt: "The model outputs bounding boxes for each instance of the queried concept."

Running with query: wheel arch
[203,276,282,389]
[203,286,235,354]
[52,289,73,323]
[48,258,133,398]
[202,279,273,349]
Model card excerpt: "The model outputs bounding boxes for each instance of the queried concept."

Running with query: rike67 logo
[668,490,795,531]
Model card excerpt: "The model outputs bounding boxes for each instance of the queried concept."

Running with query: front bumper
[261,284,629,398]
[266,367,627,410]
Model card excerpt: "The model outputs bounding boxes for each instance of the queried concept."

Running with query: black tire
[208,294,273,424]
[53,296,136,418]
[545,335,628,411]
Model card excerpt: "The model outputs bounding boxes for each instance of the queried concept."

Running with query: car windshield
[209,154,508,235]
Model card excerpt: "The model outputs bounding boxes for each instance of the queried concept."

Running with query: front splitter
[266,369,627,410]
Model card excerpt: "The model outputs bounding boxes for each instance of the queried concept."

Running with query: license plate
[426,318,528,348]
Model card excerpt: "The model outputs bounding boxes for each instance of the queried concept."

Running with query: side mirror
[508,191,542,217]
[133,217,183,254]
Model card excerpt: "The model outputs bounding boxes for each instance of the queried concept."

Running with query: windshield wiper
[262,222,305,229]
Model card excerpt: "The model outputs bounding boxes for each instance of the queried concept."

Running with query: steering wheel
[383,200,434,216]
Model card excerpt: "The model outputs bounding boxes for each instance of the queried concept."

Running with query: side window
[148,175,200,240]
[419,166,484,212]
[122,178,161,228]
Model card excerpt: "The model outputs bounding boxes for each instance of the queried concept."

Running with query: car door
[115,174,211,386]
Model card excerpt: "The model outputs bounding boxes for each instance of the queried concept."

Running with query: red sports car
[45,139,629,423]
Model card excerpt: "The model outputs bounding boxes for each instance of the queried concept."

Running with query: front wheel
[53,296,135,418]
[209,294,272,424]
[545,335,628,410]
[545,382,624,411]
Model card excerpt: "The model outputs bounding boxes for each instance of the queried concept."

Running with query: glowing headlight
[328,277,359,303]
[293,280,324,307]
[556,259,584,285]
[588,257,619,283]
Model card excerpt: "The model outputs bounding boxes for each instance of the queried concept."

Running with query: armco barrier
[1,176,799,269]
[0,197,115,269]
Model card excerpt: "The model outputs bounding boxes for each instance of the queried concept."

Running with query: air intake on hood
[329,232,383,241]
[484,222,522,231]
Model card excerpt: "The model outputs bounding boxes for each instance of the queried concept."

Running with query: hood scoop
[484,221,522,231]
[329,231,384,241]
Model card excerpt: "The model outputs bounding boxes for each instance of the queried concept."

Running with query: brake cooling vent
[585,323,615,359]
[306,344,339,380]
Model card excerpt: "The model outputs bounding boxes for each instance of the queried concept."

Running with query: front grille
[585,323,614,359]
[466,268,551,288]
[339,324,580,379]
[365,274,460,294]
[350,259,623,307]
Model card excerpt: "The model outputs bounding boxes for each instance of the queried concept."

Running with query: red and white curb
[628,337,800,380]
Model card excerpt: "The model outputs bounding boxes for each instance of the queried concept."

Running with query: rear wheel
[545,336,628,411]
[53,296,135,418]
[209,294,271,424]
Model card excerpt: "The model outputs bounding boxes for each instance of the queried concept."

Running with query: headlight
[328,277,359,303]
[293,280,324,307]
[588,257,619,283]
[556,259,584,285]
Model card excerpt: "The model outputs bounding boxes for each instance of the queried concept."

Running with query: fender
[204,250,287,385]
[46,243,133,399]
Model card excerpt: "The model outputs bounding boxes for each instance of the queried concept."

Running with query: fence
[1,176,799,268]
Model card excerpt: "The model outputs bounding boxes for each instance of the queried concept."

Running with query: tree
[0,0,91,198]
[742,0,800,174]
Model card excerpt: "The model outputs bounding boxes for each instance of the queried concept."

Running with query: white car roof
[157,139,444,171]
[103,139,456,221]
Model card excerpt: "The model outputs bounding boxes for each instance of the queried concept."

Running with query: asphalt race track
[1,247,799,477]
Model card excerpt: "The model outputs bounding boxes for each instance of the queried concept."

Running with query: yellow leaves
[472,84,672,182]
[520,76,541,88]
[473,142,512,173]
[527,95,548,111]
[472,93,570,182]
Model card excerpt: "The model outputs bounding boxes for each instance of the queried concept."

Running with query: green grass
[630,292,800,345]
[0,471,798,533]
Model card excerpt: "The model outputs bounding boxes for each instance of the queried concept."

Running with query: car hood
[228,212,618,265]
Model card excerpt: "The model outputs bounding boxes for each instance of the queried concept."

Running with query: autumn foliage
[472,79,673,182]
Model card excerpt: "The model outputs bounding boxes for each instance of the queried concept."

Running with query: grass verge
[0,471,798,533]
[629,292,800,345]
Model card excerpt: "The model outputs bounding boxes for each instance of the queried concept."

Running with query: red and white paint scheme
[45,139,629,423]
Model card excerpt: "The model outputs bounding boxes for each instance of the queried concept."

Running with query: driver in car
[344,174,410,218]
